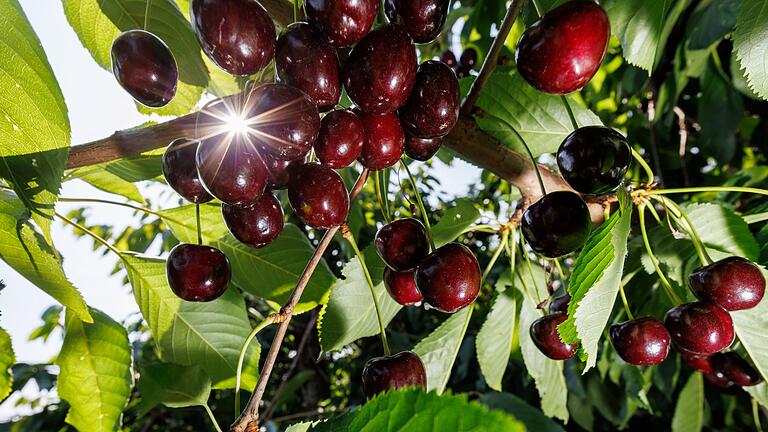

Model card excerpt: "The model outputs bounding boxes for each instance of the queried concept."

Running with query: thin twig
[673,106,690,187]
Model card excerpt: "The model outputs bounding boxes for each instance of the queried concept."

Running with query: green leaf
[480,392,566,432]
[686,0,740,50]
[733,0,768,100]
[699,60,744,163]
[0,328,14,401]
[57,308,133,432]
[0,0,70,241]
[137,363,211,415]
[413,307,472,394]
[103,150,164,182]
[122,254,260,389]
[603,0,673,71]
[671,373,704,432]
[431,199,481,247]
[745,382,768,408]
[62,0,208,116]
[732,272,768,385]
[69,167,146,203]
[0,191,91,323]
[476,283,516,391]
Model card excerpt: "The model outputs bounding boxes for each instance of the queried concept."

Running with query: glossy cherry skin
[166,243,231,302]
[362,351,426,398]
[405,133,441,161]
[705,371,739,392]
[415,243,481,313]
[315,109,365,168]
[383,268,423,306]
[305,0,379,47]
[711,352,762,387]
[196,133,268,206]
[440,50,457,67]
[275,23,340,111]
[343,24,417,114]
[548,294,571,314]
[263,153,294,190]
[358,112,405,170]
[111,30,177,108]
[399,60,460,138]
[556,126,631,195]
[162,138,213,204]
[665,302,735,355]
[222,193,284,248]
[459,48,477,69]
[190,0,276,76]
[521,191,592,258]
[375,218,430,272]
[689,257,766,311]
[515,1,610,94]
[384,0,450,43]
[288,162,349,228]
[610,317,671,366]
[680,350,714,373]
[530,312,577,360]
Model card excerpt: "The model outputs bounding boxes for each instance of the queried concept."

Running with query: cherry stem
[204,403,224,432]
[58,197,163,218]
[530,0,543,17]
[143,0,153,31]
[508,126,547,196]
[652,196,713,265]
[647,186,768,197]
[753,398,763,432]
[552,257,565,281]
[519,229,543,305]
[374,170,391,224]
[196,204,203,246]
[560,96,580,131]
[631,148,655,185]
[481,230,510,286]
[618,281,634,321]
[55,212,122,257]
[293,0,299,22]
[401,161,436,252]
[235,315,278,418]
[638,203,684,305]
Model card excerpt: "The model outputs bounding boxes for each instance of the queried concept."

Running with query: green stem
[460,224,501,236]
[753,398,762,432]
[374,170,391,224]
[196,204,203,246]
[58,197,163,218]
[143,0,152,30]
[644,200,663,224]
[631,148,655,185]
[653,196,713,265]
[647,186,768,197]
[560,96,579,130]
[552,257,565,280]
[293,0,299,21]
[530,0,543,17]
[638,204,683,304]
[618,282,634,320]
[401,161,436,251]
[203,404,224,432]
[519,230,543,305]
[508,127,546,196]
[481,231,509,286]
[55,212,122,257]
[235,316,276,418]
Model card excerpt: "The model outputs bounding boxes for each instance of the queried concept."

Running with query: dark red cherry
[315,109,365,168]
[680,350,713,373]
[610,317,671,366]
[275,22,341,112]
[405,133,441,161]
[196,133,268,206]
[711,352,762,387]
[556,126,631,195]
[689,257,766,311]
[399,60,460,138]
[222,193,284,248]
[455,64,472,78]
[439,50,457,67]
[358,112,405,170]
[665,302,734,355]
[162,138,213,204]
[343,24,417,114]
[515,0,610,94]
[111,30,177,108]
[530,312,577,360]
[521,191,591,258]
[548,294,571,314]
[190,0,276,76]
[288,162,349,228]
[459,48,477,69]
[362,351,426,398]
[263,153,294,190]
[704,371,740,392]
[166,243,231,302]
[375,218,430,272]
[384,0,450,43]
[305,0,379,47]
[383,268,422,306]
[415,243,481,313]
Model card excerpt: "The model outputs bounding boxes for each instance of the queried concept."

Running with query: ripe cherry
[304,0,379,47]
[362,351,426,398]
[704,371,739,392]
[610,317,671,366]
[530,312,577,360]
[358,112,405,170]
[263,153,293,190]
[665,302,734,355]
[689,256,766,311]
[375,218,430,272]
[190,0,276,76]
[405,133,442,162]
[162,138,213,204]
[275,23,341,112]
[521,191,591,258]
[415,243,481,313]
[196,133,268,206]
[288,162,349,228]
[399,60,460,139]
[384,0,450,44]
[383,268,422,306]
[439,50,457,67]
[343,24,417,114]
[315,110,366,168]
[556,126,631,195]
[459,48,478,70]
[166,243,231,302]
[680,350,713,373]
[711,352,762,387]
[548,294,571,314]
[111,30,177,108]
[515,1,610,94]
[222,193,284,248]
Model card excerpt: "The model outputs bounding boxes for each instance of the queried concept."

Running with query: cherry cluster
[439,47,479,79]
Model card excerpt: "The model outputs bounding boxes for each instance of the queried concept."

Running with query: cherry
[288,162,349,228]
[166,243,231,302]
[515,1,610,94]
[556,126,631,195]
[710,352,762,387]
[162,138,213,204]
[384,0,450,44]
[196,132,268,206]
[688,256,766,311]
[304,0,379,47]
[610,317,671,366]
[439,50,457,67]
[664,302,734,355]
[459,48,477,70]
[399,60,460,139]
[222,193,284,248]
[358,112,405,170]
[362,351,426,398]
[383,268,422,306]
[680,350,713,373]
[375,218,430,272]
[275,22,341,112]
[111,30,177,108]
[415,243,481,313]
[315,109,366,168]
[343,24,417,114]
[190,0,276,76]
[521,191,591,258]
[530,312,577,360]
[263,153,294,190]
[548,294,571,314]
[704,371,739,392]
[405,133,442,162]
